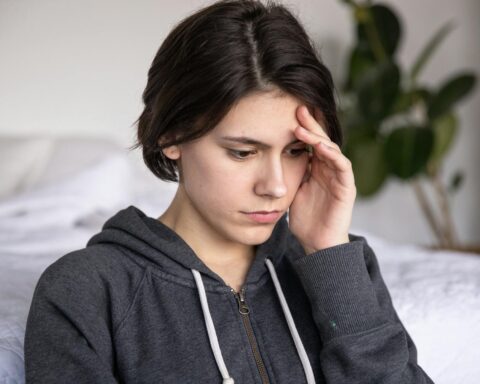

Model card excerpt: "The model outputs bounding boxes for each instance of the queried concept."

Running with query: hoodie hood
[87,205,294,289]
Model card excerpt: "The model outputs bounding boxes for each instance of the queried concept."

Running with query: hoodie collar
[87,205,291,289]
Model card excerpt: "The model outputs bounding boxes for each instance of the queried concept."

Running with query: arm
[24,253,120,384]
[290,234,435,384]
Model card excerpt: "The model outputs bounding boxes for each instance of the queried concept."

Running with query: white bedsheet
[1,151,479,383]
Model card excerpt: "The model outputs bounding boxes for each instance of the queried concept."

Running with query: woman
[24,0,434,383]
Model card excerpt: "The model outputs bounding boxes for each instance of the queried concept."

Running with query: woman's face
[164,90,315,247]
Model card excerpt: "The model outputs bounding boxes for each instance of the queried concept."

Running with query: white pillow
[35,137,124,187]
[0,138,54,199]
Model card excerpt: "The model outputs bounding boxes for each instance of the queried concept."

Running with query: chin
[240,226,275,245]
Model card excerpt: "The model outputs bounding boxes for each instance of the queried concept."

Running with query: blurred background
[0,0,479,246]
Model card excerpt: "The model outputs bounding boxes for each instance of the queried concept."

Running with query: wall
[0,0,478,245]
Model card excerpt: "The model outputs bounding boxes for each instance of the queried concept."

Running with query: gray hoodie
[24,205,434,383]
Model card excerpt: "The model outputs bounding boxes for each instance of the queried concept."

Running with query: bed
[1,138,479,384]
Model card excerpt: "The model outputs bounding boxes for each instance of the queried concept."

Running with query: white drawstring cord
[192,269,235,384]
[265,258,316,384]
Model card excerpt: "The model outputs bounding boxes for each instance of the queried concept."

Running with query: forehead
[211,91,306,141]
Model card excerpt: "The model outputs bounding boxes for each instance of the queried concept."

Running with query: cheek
[182,153,243,208]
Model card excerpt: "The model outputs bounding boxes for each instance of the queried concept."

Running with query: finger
[296,105,330,140]
[312,148,355,189]
[296,127,351,172]
[304,139,355,188]
[313,142,353,177]
[295,125,341,153]
[292,113,340,151]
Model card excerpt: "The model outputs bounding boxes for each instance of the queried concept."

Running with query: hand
[288,105,357,254]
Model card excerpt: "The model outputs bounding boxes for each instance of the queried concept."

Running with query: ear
[161,144,181,160]
[158,135,181,160]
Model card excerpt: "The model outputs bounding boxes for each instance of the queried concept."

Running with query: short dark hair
[131,0,342,182]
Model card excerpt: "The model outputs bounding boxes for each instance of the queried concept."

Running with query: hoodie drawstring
[264,258,316,383]
[190,257,315,384]
[191,269,235,384]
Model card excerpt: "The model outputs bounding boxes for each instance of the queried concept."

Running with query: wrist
[301,234,350,255]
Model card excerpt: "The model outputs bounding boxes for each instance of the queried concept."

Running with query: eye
[288,147,308,157]
[227,147,308,160]
[228,149,256,159]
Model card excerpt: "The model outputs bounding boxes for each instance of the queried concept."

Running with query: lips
[243,211,282,224]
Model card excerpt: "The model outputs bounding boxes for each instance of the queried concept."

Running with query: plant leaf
[392,87,432,114]
[428,112,458,172]
[345,136,388,196]
[428,73,477,120]
[357,60,401,120]
[356,4,402,59]
[410,22,455,83]
[384,126,434,179]
[344,47,375,92]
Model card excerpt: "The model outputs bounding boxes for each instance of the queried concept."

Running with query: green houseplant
[338,0,477,251]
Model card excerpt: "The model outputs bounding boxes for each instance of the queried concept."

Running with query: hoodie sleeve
[24,253,120,383]
[290,234,435,384]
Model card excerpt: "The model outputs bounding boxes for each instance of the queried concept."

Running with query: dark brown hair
[131,0,342,182]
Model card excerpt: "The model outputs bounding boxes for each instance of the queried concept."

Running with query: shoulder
[32,244,147,327]
[39,244,144,290]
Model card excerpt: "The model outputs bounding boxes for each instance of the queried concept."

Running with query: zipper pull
[235,287,250,315]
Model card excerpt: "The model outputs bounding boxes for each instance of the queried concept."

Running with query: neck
[157,187,256,282]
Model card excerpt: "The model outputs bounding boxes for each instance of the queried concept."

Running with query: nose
[254,157,288,198]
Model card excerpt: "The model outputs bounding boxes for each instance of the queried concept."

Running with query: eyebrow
[219,136,303,149]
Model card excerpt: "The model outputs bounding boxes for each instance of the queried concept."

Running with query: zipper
[231,286,271,384]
